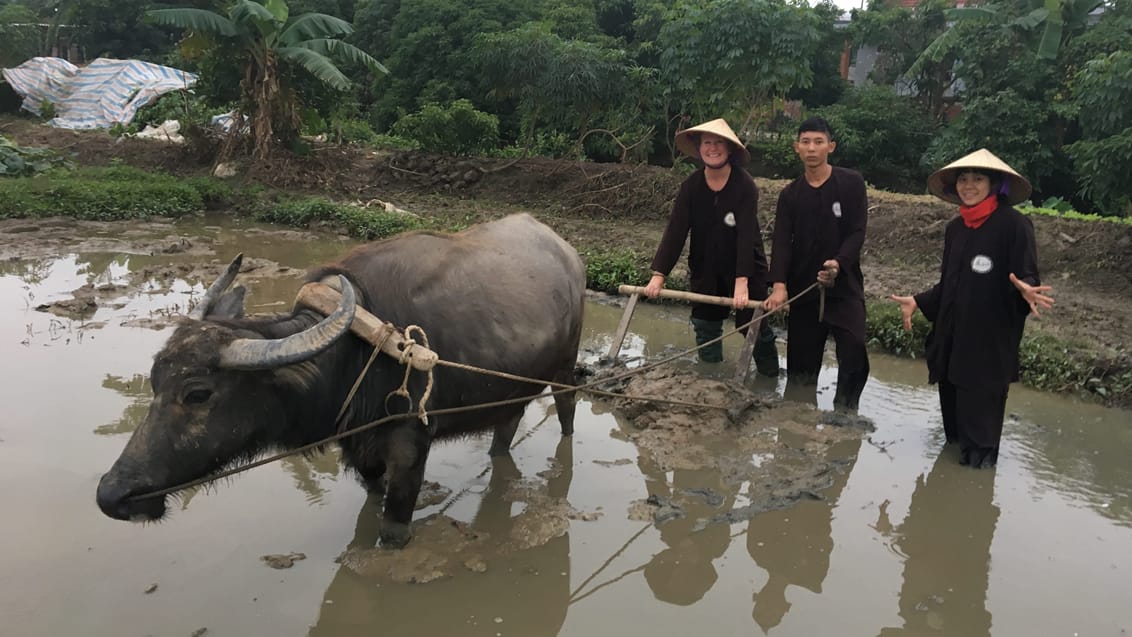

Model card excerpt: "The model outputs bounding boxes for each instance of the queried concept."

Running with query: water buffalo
[96,213,586,547]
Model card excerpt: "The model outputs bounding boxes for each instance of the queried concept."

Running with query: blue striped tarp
[1,57,198,129]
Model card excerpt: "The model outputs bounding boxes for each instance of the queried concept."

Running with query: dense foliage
[2,0,1130,215]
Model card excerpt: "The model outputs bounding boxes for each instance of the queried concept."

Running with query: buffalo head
[96,255,357,521]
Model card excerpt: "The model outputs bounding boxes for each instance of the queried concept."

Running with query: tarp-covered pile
[1,57,197,129]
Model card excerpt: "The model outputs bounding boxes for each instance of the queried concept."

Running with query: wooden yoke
[294,280,439,372]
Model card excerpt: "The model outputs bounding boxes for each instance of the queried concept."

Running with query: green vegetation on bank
[1019,204,1132,226]
[252,197,423,240]
[0,166,230,220]
[0,135,71,176]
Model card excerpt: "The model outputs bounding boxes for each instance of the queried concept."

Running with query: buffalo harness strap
[295,280,437,426]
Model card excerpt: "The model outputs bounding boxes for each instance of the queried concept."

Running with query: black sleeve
[650,180,692,276]
[834,170,867,271]
[914,222,952,322]
[1007,211,1040,316]
[734,177,760,278]
[768,184,794,284]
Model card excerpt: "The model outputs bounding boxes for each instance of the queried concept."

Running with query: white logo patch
[832,202,842,218]
[971,255,994,274]
[723,211,736,227]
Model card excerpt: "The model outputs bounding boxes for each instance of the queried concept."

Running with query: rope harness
[127,281,821,501]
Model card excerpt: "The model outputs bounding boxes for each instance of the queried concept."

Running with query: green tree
[656,0,820,134]
[355,0,535,131]
[850,0,953,121]
[148,0,386,159]
[0,3,39,66]
[815,85,934,191]
[789,0,847,109]
[922,89,1056,198]
[475,23,653,160]
[906,0,1099,200]
[1066,50,1132,215]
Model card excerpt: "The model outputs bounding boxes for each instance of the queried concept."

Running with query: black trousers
[938,379,1009,453]
[784,297,869,408]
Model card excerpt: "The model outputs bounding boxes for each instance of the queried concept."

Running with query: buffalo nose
[96,473,133,520]
[96,472,165,521]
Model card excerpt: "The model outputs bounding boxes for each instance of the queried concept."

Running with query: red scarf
[959,196,998,229]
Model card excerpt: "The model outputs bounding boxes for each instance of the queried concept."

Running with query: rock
[463,557,488,573]
[463,169,481,184]
[260,552,306,569]
[213,162,238,178]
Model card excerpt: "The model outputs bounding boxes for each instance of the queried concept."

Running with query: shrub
[392,99,500,155]
[865,301,931,357]
[748,133,797,178]
[330,118,380,145]
[254,197,423,240]
[582,248,648,294]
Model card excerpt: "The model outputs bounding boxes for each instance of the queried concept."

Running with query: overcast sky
[828,0,869,15]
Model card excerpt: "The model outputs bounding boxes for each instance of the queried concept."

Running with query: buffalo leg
[552,368,577,436]
[380,425,431,548]
[357,459,388,494]
[489,410,524,457]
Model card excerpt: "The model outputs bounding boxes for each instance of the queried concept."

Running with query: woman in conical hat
[643,118,778,373]
[891,149,1054,468]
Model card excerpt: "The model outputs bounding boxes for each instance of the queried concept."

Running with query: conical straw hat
[675,118,751,165]
[927,148,1032,205]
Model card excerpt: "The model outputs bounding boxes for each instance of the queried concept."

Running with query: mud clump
[593,365,871,529]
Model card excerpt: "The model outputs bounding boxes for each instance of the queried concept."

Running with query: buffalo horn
[189,253,245,320]
[218,275,357,370]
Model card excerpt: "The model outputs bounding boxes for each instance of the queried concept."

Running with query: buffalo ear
[208,286,246,319]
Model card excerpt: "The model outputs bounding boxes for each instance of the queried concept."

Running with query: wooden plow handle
[617,285,765,309]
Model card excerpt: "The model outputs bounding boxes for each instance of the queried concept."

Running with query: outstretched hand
[1009,273,1054,317]
[890,294,917,331]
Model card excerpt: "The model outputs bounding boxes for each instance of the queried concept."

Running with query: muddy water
[1,218,1129,637]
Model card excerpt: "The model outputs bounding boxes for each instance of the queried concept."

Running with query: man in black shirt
[765,117,869,409]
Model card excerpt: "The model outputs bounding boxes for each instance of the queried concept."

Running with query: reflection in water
[635,451,736,606]
[309,438,574,637]
[281,453,343,506]
[0,256,53,284]
[747,438,861,632]
[1011,407,1132,528]
[878,447,998,636]
[94,374,150,436]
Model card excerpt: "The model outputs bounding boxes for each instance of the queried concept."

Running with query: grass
[0,166,232,220]
[1018,204,1132,226]
[252,197,424,240]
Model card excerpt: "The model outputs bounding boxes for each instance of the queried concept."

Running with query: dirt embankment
[3,114,1130,375]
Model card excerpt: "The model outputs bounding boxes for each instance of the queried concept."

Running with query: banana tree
[148,0,387,159]
[908,0,1104,77]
